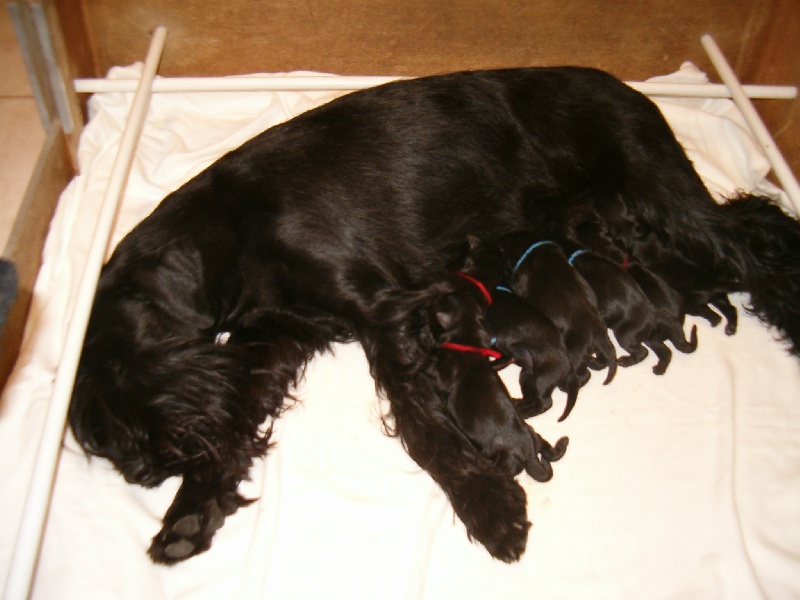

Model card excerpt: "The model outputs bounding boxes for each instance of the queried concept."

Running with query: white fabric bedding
[2,63,799,600]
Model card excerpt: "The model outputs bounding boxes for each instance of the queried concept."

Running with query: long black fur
[69,66,800,564]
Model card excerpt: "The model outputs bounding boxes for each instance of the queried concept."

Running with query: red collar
[453,272,493,306]
[441,341,503,360]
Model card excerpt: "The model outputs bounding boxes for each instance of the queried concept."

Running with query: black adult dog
[68,66,800,565]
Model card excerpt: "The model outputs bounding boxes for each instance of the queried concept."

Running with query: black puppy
[486,285,573,419]
[563,241,697,375]
[69,67,800,565]
[620,257,701,362]
[656,258,738,335]
[430,236,568,479]
[586,193,738,335]
[499,232,618,421]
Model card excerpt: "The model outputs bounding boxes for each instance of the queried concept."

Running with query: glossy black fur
[68,66,800,564]
[563,240,697,375]
[654,258,739,335]
[428,238,568,482]
[621,259,701,366]
[500,233,618,421]
[486,285,573,418]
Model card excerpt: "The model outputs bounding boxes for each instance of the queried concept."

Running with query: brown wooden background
[55,0,799,173]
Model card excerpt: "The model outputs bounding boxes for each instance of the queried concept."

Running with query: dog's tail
[712,194,800,355]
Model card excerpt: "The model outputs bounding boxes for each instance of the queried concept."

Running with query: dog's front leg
[378,369,531,562]
[362,291,531,561]
[148,473,249,564]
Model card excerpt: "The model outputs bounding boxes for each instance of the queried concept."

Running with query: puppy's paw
[455,472,530,562]
[618,351,647,368]
[525,431,569,482]
[148,498,225,564]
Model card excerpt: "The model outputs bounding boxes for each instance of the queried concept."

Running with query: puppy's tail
[588,332,618,385]
[558,374,583,422]
[714,194,800,355]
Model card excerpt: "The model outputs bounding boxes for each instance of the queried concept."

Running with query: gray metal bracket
[7,0,74,133]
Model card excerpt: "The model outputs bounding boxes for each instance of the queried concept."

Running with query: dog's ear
[70,335,267,487]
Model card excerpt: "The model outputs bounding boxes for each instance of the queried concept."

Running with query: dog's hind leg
[614,323,651,368]
[669,323,698,354]
[517,368,553,417]
[617,345,649,368]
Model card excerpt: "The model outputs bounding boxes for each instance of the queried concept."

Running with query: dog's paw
[455,472,530,562]
[618,351,647,368]
[148,498,226,564]
[515,394,552,419]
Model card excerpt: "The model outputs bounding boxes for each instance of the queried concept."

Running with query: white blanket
[2,64,799,600]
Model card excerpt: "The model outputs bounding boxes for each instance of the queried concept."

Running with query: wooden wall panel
[73,0,764,79]
[738,0,799,190]
[0,125,75,389]
[58,0,800,175]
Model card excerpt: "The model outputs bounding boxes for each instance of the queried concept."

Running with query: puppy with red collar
[429,236,568,480]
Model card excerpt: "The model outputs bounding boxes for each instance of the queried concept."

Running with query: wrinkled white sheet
[2,64,799,600]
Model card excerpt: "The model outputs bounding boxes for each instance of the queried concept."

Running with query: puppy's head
[431,291,492,348]
[459,235,505,290]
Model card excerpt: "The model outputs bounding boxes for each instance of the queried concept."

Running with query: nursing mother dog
[68,67,800,564]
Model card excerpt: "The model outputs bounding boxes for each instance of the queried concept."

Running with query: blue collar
[511,240,556,274]
[567,249,589,265]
